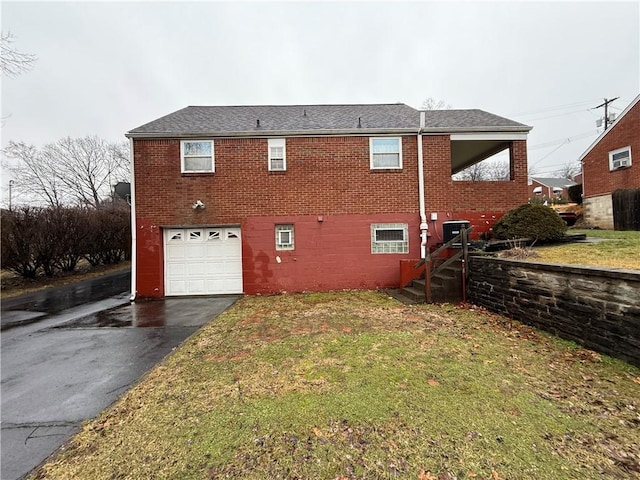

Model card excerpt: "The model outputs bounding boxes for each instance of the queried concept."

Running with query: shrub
[493,203,567,242]
[1,204,131,279]
[1,207,45,278]
[84,205,131,266]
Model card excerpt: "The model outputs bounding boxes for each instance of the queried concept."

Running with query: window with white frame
[275,224,294,250]
[370,137,402,169]
[268,139,286,171]
[371,223,408,254]
[181,140,214,173]
[609,146,632,171]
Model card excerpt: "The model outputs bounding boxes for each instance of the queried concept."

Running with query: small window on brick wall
[370,138,402,169]
[269,139,286,171]
[275,224,294,250]
[181,140,214,173]
[371,223,408,254]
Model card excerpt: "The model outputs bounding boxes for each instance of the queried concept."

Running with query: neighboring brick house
[528,177,577,202]
[126,104,531,298]
[579,94,639,228]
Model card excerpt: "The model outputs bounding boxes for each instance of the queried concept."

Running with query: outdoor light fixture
[192,200,205,210]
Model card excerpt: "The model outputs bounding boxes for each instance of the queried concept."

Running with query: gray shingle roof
[531,177,577,189]
[127,103,530,138]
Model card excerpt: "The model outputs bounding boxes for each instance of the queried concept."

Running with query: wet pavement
[1,294,240,480]
[1,268,131,331]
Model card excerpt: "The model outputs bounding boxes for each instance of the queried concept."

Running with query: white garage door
[164,227,243,296]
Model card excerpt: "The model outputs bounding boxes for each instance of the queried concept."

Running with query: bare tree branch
[3,137,131,208]
[421,97,452,110]
[554,161,581,180]
[3,141,66,208]
[1,31,37,77]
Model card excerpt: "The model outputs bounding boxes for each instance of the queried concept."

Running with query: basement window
[371,223,408,254]
[370,138,402,169]
[181,140,214,173]
[275,224,294,250]
[609,146,631,171]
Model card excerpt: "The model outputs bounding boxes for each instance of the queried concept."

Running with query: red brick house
[580,94,640,228]
[528,177,577,202]
[126,104,531,298]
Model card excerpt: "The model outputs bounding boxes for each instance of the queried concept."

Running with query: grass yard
[32,292,640,480]
[533,229,640,270]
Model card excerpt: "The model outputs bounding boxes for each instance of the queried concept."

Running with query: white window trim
[275,224,294,250]
[371,223,409,254]
[370,137,403,170]
[609,146,632,171]
[181,140,215,173]
[268,138,287,171]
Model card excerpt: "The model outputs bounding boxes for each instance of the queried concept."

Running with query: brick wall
[133,134,529,297]
[422,137,529,241]
[582,102,640,199]
[134,136,420,225]
[468,256,640,366]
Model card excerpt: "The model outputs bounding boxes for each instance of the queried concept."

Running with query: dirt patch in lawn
[31,291,640,480]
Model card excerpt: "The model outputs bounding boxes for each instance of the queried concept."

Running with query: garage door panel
[186,262,205,275]
[165,227,243,296]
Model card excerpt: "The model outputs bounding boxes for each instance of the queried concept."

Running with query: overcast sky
[1,0,639,203]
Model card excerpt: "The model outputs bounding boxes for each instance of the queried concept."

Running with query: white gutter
[129,137,137,301]
[417,111,428,259]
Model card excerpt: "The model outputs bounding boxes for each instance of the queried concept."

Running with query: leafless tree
[3,136,130,208]
[554,161,581,180]
[453,162,488,181]
[3,141,66,207]
[486,159,511,181]
[1,31,37,77]
[453,158,511,181]
[421,97,452,110]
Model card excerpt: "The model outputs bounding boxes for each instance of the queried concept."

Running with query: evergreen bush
[493,203,567,242]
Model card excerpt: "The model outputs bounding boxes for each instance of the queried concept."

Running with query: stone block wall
[468,256,640,366]
[584,193,614,229]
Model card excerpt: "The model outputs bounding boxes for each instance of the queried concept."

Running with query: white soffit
[450,133,529,141]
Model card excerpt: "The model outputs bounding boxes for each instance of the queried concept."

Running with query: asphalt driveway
[1,294,240,480]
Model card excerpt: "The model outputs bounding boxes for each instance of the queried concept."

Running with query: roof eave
[126,125,531,139]
[127,128,416,139]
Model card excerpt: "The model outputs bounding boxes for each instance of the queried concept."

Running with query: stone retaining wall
[468,256,640,366]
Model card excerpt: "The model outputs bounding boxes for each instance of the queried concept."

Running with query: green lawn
[32,292,640,480]
[533,229,640,270]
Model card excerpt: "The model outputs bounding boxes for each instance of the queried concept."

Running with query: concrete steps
[400,260,464,304]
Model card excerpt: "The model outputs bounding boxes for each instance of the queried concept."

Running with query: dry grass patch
[533,229,640,270]
[32,291,640,480]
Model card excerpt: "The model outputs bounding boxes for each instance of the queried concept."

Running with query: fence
[613,188,640,230]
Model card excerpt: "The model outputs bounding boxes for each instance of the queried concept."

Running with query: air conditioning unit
[442,220,470,246]
[611,149,631,169]
[613,158,630,169]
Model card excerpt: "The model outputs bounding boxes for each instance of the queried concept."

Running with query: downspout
[417,111,428,258]
[129,137,137,301]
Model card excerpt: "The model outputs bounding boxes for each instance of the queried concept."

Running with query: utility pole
[8,179,14,211]
[592,97,619,130]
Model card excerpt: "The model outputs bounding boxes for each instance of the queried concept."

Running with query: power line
[507,98,601,117]
[529,131,598,150]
